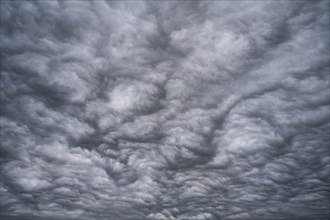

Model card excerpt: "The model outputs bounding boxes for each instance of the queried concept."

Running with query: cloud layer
[1,1,329,219]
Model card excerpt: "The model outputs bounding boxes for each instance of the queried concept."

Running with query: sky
[0,0,329,219]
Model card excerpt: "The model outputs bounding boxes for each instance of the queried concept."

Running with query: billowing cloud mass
[0,1,329,219]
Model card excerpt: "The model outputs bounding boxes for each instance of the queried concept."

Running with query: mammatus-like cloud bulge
[0,1,329,219]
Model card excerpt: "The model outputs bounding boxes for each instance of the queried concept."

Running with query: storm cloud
[0,0,329,219]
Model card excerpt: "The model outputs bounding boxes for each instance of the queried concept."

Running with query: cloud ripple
[0,1,329,219]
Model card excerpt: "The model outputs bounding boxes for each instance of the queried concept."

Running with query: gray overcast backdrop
[0,0,329,219]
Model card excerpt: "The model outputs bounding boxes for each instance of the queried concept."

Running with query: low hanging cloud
[0,0,329,219]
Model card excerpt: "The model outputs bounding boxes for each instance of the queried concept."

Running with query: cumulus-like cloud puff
[0,1,329,219]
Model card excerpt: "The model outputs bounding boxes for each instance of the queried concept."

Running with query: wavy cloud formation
[1,1,329,219]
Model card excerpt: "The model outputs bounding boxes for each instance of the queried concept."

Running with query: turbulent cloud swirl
[0,1,329,219]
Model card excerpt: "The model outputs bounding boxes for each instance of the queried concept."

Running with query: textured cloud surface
[1,1,329,219]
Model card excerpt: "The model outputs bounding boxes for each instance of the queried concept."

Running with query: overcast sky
[0,0,329,219]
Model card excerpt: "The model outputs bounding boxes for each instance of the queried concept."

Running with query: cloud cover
[0,0,329,219]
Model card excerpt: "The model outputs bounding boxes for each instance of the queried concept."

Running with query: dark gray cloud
[0,0,329,219]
